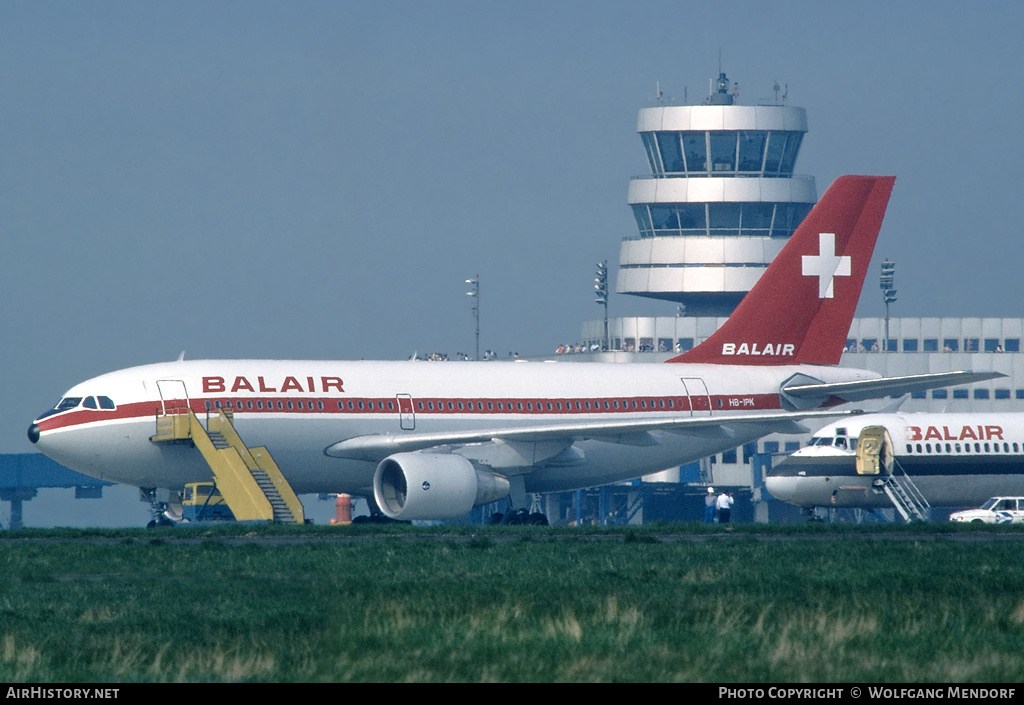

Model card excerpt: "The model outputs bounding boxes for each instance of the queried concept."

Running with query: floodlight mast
[595,260,609,351]
[466,275,480,360]
[880,259,897,351]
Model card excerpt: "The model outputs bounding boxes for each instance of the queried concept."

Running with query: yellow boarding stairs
[151,407,304,524]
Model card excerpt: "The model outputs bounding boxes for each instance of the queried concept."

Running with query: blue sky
[2,0,1023,457]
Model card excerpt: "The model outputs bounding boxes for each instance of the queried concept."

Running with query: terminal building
[557,72,1024,521]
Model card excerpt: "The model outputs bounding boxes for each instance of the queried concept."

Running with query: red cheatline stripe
[36,393,782,432]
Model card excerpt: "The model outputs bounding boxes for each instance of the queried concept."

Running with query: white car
[949,497,1024,524]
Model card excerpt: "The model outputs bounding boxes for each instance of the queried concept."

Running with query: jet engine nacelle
[373,452,511,521]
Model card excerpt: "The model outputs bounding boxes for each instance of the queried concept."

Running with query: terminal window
[902,339,919,352]
[996,389,1011,400]
[964,338,979,352]
[953,389,969,399]
[943,339,959,352]
[923,339,939,352]
[974,389,990,399]
[1006,339,1021,352]
[932,389,948,399]
[743,443,757,464]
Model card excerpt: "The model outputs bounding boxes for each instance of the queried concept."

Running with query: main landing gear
[141,487,177,528]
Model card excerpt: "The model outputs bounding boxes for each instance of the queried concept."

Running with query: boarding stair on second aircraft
[876,461,930,522]
[151,408,304,524]
[857,424,930,523]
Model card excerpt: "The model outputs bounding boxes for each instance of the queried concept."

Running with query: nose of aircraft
[763,474,797,503]
[28,423,40,444]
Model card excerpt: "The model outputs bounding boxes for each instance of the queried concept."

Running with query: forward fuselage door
[396,394,415,430]
[156,379,190,416]
[680,378,712,417]
[855,425,894,475]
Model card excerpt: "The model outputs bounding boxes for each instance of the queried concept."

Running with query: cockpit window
[56,397,82,411]
[82,395,116,410]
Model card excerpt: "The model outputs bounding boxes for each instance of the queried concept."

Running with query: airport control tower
[618,73,816,316]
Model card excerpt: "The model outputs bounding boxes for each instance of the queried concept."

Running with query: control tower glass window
[630,202,812,238]
[633,206,654,237]
[740,203,774,236]
[763,132,787,173]
[644,130,803,176]
[709,203,741,235]
[738,132,767,172]
[709,133,737,172]
[677,204,704,234]
[656,133,684,172]
[683,134,707,173]
[780,133,802,173]
[641,133,658,173]
[772,203,813,238]
[650,205,680,234]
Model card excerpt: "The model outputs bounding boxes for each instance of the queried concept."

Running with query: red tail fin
[667,175,895,366]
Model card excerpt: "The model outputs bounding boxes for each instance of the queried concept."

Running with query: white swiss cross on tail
[802,233,851,298]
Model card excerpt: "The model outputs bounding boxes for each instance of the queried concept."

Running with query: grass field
[3,523,1024,682]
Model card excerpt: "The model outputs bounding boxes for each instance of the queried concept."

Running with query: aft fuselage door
[396,394,415,430]
[855,425,894,476]
[680,378,712,417]
[156,379,190,416]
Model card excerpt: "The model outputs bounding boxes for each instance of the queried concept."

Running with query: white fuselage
[766,413,1024,509]
[31,358,874,497]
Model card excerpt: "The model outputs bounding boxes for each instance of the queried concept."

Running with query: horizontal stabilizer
[782,370,1005,408]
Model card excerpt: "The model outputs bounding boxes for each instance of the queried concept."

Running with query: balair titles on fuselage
[202,376,345,394]
[906,425,1004,442]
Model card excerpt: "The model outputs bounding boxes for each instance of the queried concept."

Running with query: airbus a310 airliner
[27,176,1002,523]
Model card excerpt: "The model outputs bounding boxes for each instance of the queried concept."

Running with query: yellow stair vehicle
[151,407,304,524]
[181,482,235,522]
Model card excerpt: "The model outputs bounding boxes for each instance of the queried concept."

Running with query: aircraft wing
[323,408,861,463]
[782,370,1005,407]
